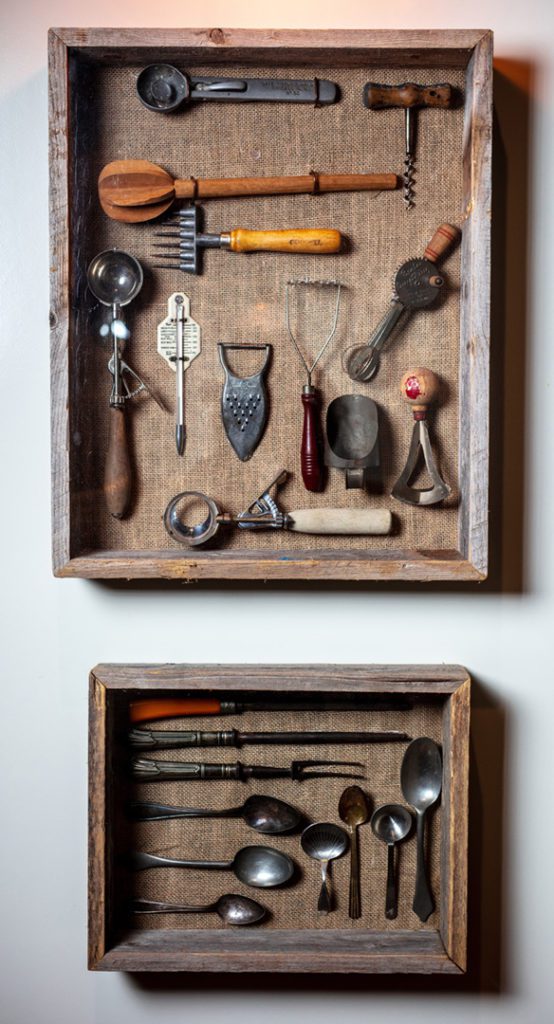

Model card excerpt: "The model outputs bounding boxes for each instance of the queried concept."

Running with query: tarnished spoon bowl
[87,249,143,307]
[214,894,267,925]
[233,845,294,888]
[371,804,413,845]
[301,822,349,863]
[242,795,302,835]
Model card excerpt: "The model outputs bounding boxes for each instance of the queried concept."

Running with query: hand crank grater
[218,344,272,461]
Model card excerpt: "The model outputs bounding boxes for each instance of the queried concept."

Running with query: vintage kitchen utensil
[391,368,451,506]
[151,204,342,274]
[129,694,412,723]
[98,159,399,223]
[343,223,460,383]
[338,785,371,920]
[285,280,342,491]
[325,395,380,489]
[129,726,410,750]
[370,803,413,919]
[132,893,267,925]
[130,794,302,834]
[132,844,295,889]
[400,737,442,921]
[301,822,349,914]
[87,249,163,518]
[218,344,271,461]
[136,64,338,112]
[363,82,454,208]
[157,292,201,455]
[163,470,392,546]
[132,757,365,782]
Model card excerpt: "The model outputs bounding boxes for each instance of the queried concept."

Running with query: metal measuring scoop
[132,893,266,925]
[130,794,302,834]
[301,822,349,914]
[131,844,295,889]
[401,738,442,921]
[87,249,157,518]
[371,804,413,919]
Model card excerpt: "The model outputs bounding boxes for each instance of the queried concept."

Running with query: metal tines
[284,278,342,386]
[152,205,201,275]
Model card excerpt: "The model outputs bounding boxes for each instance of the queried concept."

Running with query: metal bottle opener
[218,344,271,461]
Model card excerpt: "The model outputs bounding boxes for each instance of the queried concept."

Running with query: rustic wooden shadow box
[89,663,470,973]
[50,28,491,581]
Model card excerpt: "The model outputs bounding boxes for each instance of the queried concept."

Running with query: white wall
[1,1,553,1022]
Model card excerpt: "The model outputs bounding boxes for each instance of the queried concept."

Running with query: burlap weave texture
[73,61,464,555]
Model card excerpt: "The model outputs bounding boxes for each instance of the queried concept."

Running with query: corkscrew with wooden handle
[343,224,460,384]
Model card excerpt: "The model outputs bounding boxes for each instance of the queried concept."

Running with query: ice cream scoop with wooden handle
[391,368,451,506]
[98,159,399,223]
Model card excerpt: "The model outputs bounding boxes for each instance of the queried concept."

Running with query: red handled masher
[285,279,342,492]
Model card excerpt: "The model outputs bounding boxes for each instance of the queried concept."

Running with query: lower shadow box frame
[88,663,470,973]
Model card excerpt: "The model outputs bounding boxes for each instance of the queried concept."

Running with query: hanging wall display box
[88,663,470,973]
[49,28,492,581]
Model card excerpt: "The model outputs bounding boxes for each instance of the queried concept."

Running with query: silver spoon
[400,737,442,921]
[301,822,349,914]
[132,893,266,926]
[131,844,294,889]
[371,804,413,919]
[130,794,302,834]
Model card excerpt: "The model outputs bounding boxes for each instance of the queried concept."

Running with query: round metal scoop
[86,249,143,307]
[137,64,189,112]
[301,821,349,914]
[371,803,413,919]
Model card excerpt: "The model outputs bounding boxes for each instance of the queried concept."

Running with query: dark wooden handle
[301,387,324,492]
[105,406,131,519]
[363,82,453,109]
[129,698,224,723]
[423,223,460,263]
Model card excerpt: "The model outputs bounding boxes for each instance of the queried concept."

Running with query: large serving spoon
[132,893,266,925]
[370,804,413,919]
[130,794,302,834]
[131,844,294,889]
[338,786,371,919]
[98,159,398,223]
[301,822,349,914]
[400,737,442,921]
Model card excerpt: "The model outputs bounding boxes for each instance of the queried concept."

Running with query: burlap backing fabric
[130,701,443,932]
[73,61,464,555]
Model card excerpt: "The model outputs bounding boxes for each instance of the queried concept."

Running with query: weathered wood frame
[50,28,492,581]
[89,663,470,973]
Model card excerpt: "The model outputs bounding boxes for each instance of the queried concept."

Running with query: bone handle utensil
[129,694,412,723]
[343,223,460,383]
[132,757,365,782]
[391,368,451,506]
[98,159,399,222]
[363,83,454,208]
[128,726,411,750]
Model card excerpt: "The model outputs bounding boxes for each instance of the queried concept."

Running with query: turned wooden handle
[289,509,392,535]
[423,223,460,263]
[105,407,132,519]
[363,82,453,109]
[228,228,341,254]
[130,698,224,723]
[400,367,440,416]
[173,172,397,200]
[301,388,324,492]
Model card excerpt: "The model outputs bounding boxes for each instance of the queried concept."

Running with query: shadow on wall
[128,675,507,996]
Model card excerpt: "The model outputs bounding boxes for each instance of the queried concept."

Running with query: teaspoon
[130,794,302,834]
[131,844,294,889]
[301,822,349,914]
[338,785,371,919]
[400,737,442,921]
[132,893,266,925]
